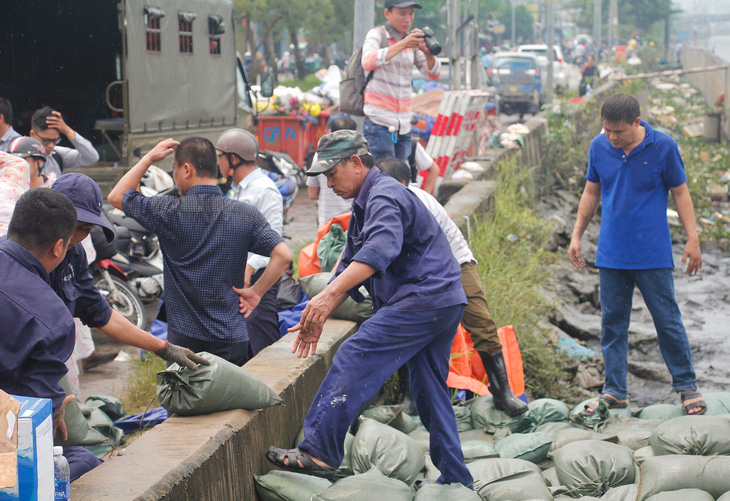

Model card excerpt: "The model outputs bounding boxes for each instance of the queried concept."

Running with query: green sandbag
[453,405,473,432]
[407,427,430,454]
[458,429,493,444]
[84,395,126,421]
[644,488,713,501]
[470,395,523,434]
[649,415,730,456]
[534,421,574,438]
[553,440,635,498]
[634,404,684,421]
[299,273,374,322]
[526,398,570,425]
[461,441,498,463]
[414,482,480,500]
[317,223,347,273]
[351,418,425,485]
[467,458,552,501]
[551,428,617,451]
[254,470,332,501]
[335,433,355,480]
[637,456,730,500]
[362,405,418,435]
[600,415,662,450]
[704,392,730,415]
[633,445,655,465]
[312,467,412,501]
[718,492,730,501]
[156,352,282,416]
[494,433,552,464]
[57,377,108,448]
[601,484,638,501]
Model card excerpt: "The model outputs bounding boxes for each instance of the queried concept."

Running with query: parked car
[516,44,569,91]
[489,53,542,120]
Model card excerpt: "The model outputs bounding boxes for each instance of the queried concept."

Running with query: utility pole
[448,0,460,90]
[470,0,479,90]
[593,0,602,58]
[608,0,617,57]
[353,0,375,50]
[545,0,554,103]
[511,0,516,46]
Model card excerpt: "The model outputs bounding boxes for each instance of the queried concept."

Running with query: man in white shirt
[30,106,99,178]
[0,98,21,152]
[216,128,284,356]
[379,157,528,416]
[306,116,355,227]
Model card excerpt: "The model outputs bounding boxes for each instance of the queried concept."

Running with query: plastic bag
[254,470,331,501]
[316,223,347,273]
[312,467,412,501]
[85,395,126,421]
[57,377,108,448]
[156,352,282,416]
[553,440,634,497]
[351,418,425,486]
[299,272,373,322]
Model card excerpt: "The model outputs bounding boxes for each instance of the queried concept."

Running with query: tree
[496,4,534,44]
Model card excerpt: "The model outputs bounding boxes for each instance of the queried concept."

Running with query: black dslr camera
[421,27,441,55]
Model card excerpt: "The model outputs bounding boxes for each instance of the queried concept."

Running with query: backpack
[339,26,388,117]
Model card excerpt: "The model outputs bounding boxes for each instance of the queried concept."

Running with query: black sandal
[582,394,628,416]
[680,390,707,415]
[265,446,335,479]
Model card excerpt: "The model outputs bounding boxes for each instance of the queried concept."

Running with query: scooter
[257,150,303,220]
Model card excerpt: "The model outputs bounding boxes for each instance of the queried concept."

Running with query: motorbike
[257,150,303,220]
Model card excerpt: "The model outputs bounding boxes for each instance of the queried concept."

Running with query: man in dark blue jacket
[266,130,473,487]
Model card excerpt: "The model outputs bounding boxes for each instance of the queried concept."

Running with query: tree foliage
[568,0,672,35]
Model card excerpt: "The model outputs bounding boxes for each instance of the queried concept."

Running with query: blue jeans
[599,268,697,400]
[362,117,412,162]
[300,304,473,486]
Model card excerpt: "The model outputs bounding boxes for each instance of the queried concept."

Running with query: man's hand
[46,111,74,138]
[155,342,211,370]
[288,289,338,358]
[568,236,585,269]
[53,394,76,442]
[681,238,702,275]
[400,30,425,51]
[233,286,262,318]
[144,138,179,164]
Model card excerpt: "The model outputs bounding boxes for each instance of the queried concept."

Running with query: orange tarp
[298,212,352,278]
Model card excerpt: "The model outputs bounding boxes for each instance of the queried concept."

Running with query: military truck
[0,0,267,169]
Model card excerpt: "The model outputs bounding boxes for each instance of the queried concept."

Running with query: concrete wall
[70,117,548,500]
[681,47,730,140]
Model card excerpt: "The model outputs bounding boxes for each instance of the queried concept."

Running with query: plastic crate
[256,116,308,166]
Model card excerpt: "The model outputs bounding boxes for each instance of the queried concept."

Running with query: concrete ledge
[71,320,358,500]
[443,180,496,236]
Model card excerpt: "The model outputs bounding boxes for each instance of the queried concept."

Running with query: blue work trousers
[363,117,412,162]
[599,268,697,400]
[300,304,473,486]
[66,445,102,482]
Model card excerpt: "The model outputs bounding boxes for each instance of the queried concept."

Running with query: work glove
[155,341,210,370]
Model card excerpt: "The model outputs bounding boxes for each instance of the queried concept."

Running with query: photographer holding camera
[361,0,441,162]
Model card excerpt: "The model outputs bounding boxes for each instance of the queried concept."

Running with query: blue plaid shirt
[123,185,283,343]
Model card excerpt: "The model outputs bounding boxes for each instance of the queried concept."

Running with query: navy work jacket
[0,240,75,412]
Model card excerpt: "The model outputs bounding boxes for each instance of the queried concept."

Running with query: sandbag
[551,428,618,451]
[156,352,282,416]
[570,397,632,427]
[335,433,355,479]
[312,467,412,501]
[408,427,430,454]
[526,398,570,426]
[470,395,523,434]
[254,470,332,501]
[649,415,730,456]
[467,458,552,501]
[541,466,560,488]
[453,406,473,432]
[638,456,730,500]
[718,492,730,501]
[57,377,108,448]
[600,484,638,501]
[458,429,493,444]
[362,405,420,435]
[644,489,713,501]
[494,433,552,464]
[553,440,635,497]
[414,482,480,501]
[633,445,655,464]
[534,421,574,438]
[351,418,425,485]
[299,273,374,322]
[600,415,662,450]
[704,392,730,415]
[634,404,683,421]
[84,395,126,421]
[461,441,498,463]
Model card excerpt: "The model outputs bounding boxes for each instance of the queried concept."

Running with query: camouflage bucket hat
[307,130,370,176]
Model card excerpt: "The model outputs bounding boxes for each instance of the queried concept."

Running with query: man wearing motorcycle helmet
[49,173,210,372]
[215,128,284,356]
[7,136,47,188]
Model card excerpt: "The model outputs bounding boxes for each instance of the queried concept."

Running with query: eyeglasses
[35,134,62,146]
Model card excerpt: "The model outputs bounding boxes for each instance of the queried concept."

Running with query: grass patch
[120,356,165,415]
[469,155,580,403]
[278,74,322,92]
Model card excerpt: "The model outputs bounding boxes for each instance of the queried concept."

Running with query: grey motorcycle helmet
[215,128,258,163]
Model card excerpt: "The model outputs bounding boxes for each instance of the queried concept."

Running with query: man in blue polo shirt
[265,130,473,487]
[108,137,291,366]
[569,93,705,416]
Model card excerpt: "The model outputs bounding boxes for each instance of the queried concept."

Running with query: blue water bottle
[54,446,70,500]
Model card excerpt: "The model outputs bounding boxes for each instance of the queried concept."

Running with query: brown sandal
[582,394,628,416]
[680,390,707,415]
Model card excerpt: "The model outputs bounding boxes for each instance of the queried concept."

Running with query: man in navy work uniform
[50,173,209,370]
[108,137,292,366]
[0,189,99,481]
[569,93,706,416]
[266,130,473,487]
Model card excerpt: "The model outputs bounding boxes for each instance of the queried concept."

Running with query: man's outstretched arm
[670,182,702,275]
